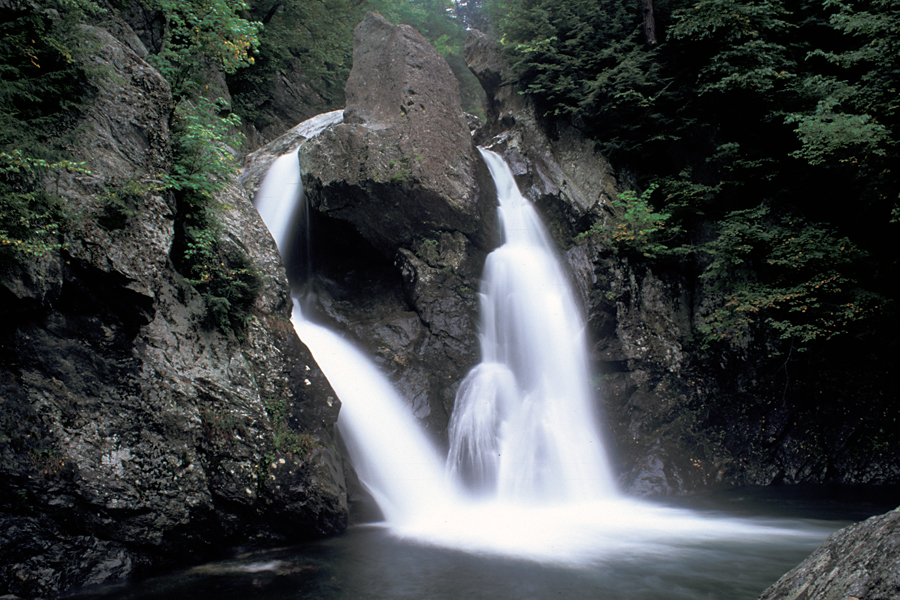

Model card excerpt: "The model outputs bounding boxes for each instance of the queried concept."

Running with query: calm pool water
[70,486,900,600]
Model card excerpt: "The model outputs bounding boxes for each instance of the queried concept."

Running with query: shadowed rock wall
[0,20,347,600]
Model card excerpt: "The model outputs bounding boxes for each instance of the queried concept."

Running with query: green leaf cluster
[164,98,263,335]
[141,0,261,99]
[697,206,881,351]
[0,152,89,258]
[165,98,244,205]
[579,184,683,259]
[484,0,663,154]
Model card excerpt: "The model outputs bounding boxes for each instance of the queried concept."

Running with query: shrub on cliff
[0,1,99,262]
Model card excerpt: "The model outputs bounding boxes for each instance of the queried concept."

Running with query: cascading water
[253,115,828,565]
[252,110,462,528]
[447,149,615,502]
[253,110,345,263]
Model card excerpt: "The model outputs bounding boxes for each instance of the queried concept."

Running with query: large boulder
[249,13,495,441]
[758,506,900,600]
[0,22,346,599]
[300,12,496,254]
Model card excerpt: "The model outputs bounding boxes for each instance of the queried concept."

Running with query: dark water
[71,486,900,600]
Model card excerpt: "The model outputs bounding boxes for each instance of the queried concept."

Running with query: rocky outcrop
[465,29,619,247]
[758,506,900,600]
[244,12,496,439]
[300,12,495,254]
[0,22,346,600]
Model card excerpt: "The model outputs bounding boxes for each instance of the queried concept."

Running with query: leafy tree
[229,0,361,114]
[697,205,881,351]
[578,184,682,259]
[786,0,899,221]
[140,0,260,99]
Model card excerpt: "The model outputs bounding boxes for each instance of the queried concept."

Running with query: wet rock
[1,20,347,599]
[300,12,496,254]
[758,506,900,600]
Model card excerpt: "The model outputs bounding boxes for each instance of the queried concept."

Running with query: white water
[252,109,345,260]
[252,120,830,565]
[447,149,615,502]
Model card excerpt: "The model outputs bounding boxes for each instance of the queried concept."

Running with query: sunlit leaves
[142,0,261,98]
[578,184,686,259]
[785,96,889,165]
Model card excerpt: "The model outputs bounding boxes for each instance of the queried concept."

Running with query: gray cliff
[0,21,346,600]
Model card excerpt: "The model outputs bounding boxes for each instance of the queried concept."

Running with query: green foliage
[135,0,265,337]
[180,225,262,333]
[166,97,244,205]
[785,94,889,166]
[0,152,89,258]
[697,206,882,351]
[263,397,319,456]
[579,184,682,259]
[163,97,262,335]
[141,0,260,99]
[0,2,97,262]
[484,0,663,154]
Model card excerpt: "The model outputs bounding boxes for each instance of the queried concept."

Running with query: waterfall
[253,119,807,564]
[447,149,616,502]
[252,109,462,528]
[253,110,345,278]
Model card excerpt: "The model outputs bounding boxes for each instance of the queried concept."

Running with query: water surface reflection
[71,486,900,600]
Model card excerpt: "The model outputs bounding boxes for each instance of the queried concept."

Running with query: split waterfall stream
[254,112,840,574]
[89,111,891,600]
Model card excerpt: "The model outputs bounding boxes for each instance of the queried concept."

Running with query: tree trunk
[642,0,658,46]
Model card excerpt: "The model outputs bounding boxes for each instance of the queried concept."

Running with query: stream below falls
[68,486,900,600]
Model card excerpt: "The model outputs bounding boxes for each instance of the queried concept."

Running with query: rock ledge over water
[758,506,900,600]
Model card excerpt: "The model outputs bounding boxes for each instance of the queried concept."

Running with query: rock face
[301,12,495,253]
[0,22,346,600]
[758,506,900,600]
[464,29,619,246]
[270,12,496,439]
